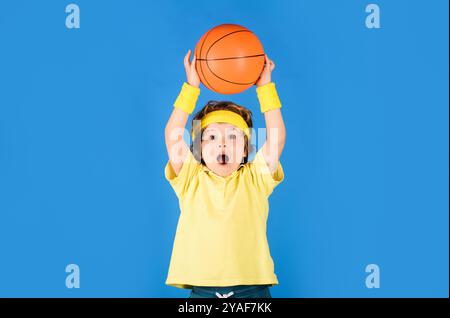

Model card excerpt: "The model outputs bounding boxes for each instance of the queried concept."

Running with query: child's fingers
[264,54,275,71]
[191,54,197,68]
[184,50,191,68]
[266,55,275,71]
[262,54,275,74]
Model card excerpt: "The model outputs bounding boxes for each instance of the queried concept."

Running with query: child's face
[201,123,247,177]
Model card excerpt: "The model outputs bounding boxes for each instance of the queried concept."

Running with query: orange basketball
[194,24,265,94]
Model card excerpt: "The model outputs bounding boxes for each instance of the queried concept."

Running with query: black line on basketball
[205,55,265,86]
[205,30,252,61]
[197,53,265,61]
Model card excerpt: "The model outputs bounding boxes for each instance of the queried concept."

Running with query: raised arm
[261,108,286,173]
[165,50,200,176]
[255,55,286,174]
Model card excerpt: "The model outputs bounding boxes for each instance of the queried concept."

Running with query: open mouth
[216,154,229,164]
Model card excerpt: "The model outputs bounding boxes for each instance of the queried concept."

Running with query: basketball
[194,24,265,94]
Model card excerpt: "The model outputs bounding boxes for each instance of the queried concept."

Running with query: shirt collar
[201,163,245,179]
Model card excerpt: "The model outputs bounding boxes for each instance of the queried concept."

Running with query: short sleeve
[164,150,200,198]
[248,148,285,197]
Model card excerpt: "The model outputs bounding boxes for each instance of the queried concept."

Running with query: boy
[164,50,286,298]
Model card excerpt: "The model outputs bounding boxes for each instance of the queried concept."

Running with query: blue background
[0,0,448,297]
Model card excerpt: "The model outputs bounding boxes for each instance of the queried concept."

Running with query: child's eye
[209,135,215,140]
[228,134,236,140]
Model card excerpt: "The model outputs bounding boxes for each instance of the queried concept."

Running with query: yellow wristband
[256,82,282,113]
[173,82,200,114]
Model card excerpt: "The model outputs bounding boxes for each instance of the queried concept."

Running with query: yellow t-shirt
[164,148,284,289]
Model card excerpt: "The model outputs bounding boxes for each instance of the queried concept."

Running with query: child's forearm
[165,107,189,148]
[256,81,286,171]
[264,108,286,161]
[165,50,201,175]
[264,108,286,146]
[165,82,200,137]
[165,82,200,175]
[165,106,190,176]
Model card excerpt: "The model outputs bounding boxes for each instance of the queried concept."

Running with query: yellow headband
[191,110,250,141]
